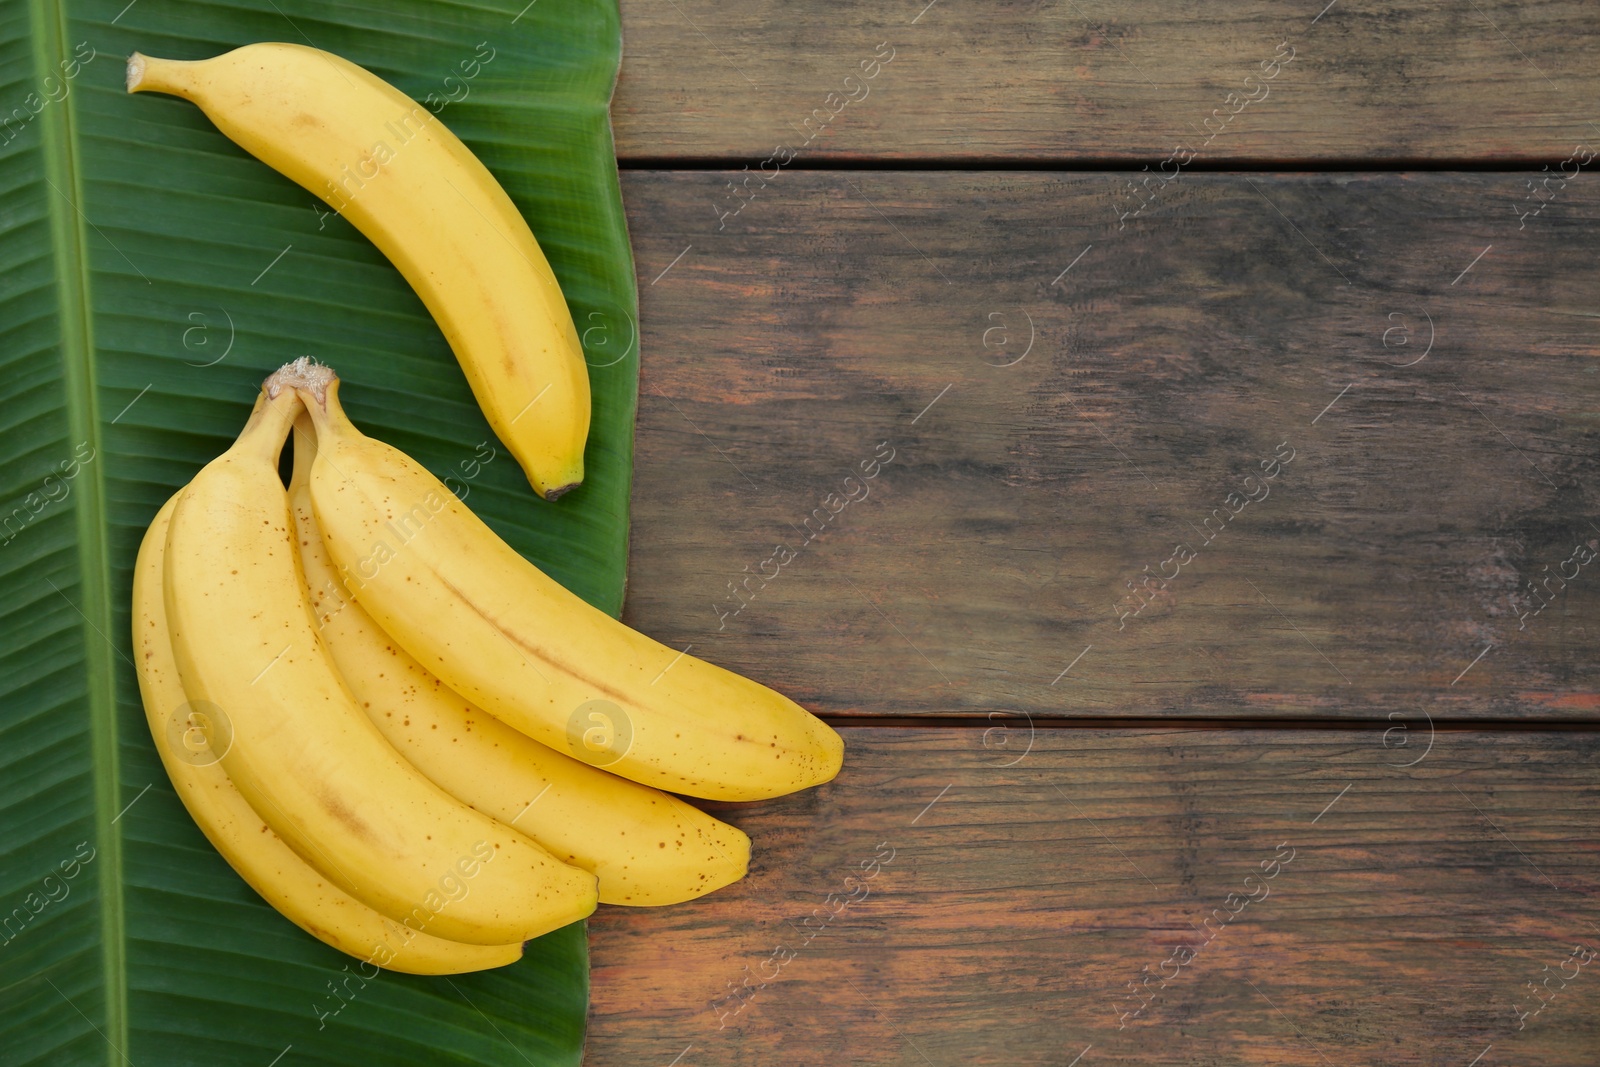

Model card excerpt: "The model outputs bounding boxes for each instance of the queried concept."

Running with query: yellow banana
[126,42,590,499]
[293,366,844,802]
[163,369,597,945]
[286,411,749,905]
[135,494,522,974]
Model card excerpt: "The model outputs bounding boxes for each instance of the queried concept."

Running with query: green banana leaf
[0,0,637,1061]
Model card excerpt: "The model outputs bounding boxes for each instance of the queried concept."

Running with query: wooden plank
[617,170,1600,721]
[585,727,1600,1066]
[612,0,1600,162]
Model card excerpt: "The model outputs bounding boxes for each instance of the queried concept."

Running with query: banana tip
[125,52,145,93]
[542,481,581,502]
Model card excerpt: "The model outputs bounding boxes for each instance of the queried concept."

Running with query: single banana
[292,363,844,801]
[286,411,750,905]
[126,42,590,500]
[135,494,522,974]
[163,368,597,945]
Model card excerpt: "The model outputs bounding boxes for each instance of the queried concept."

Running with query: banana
[286,410,750,905]
[291,364,844,802]
[163,369,597,945]
[135,494,522,974]
[126,43,590,500]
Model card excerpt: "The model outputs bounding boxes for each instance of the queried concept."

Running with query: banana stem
[256,358,337,465]
[265,357,338,407]
[126,52,203,98]
[235,389,302,464]
[290,377,351,443]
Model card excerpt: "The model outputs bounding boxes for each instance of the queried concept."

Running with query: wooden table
[586,3,1600,1063]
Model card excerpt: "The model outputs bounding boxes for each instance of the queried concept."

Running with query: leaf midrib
[31,0,124,1058]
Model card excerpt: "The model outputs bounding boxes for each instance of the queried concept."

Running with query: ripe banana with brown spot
[286,410,750,905]
[292,364,844,802]
[127,42,590,499]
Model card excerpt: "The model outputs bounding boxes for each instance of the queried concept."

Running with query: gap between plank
[617,155,1568,173]
[819,715,1600,732]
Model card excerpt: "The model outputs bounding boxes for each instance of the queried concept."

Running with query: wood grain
[617,170,1600,721]
[612,0,1600,162]
[585,727,1600,1066]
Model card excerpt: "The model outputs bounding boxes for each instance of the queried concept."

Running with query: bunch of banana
[135,497,527,975]
[134,361,842,973]
[127,42,590,500]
